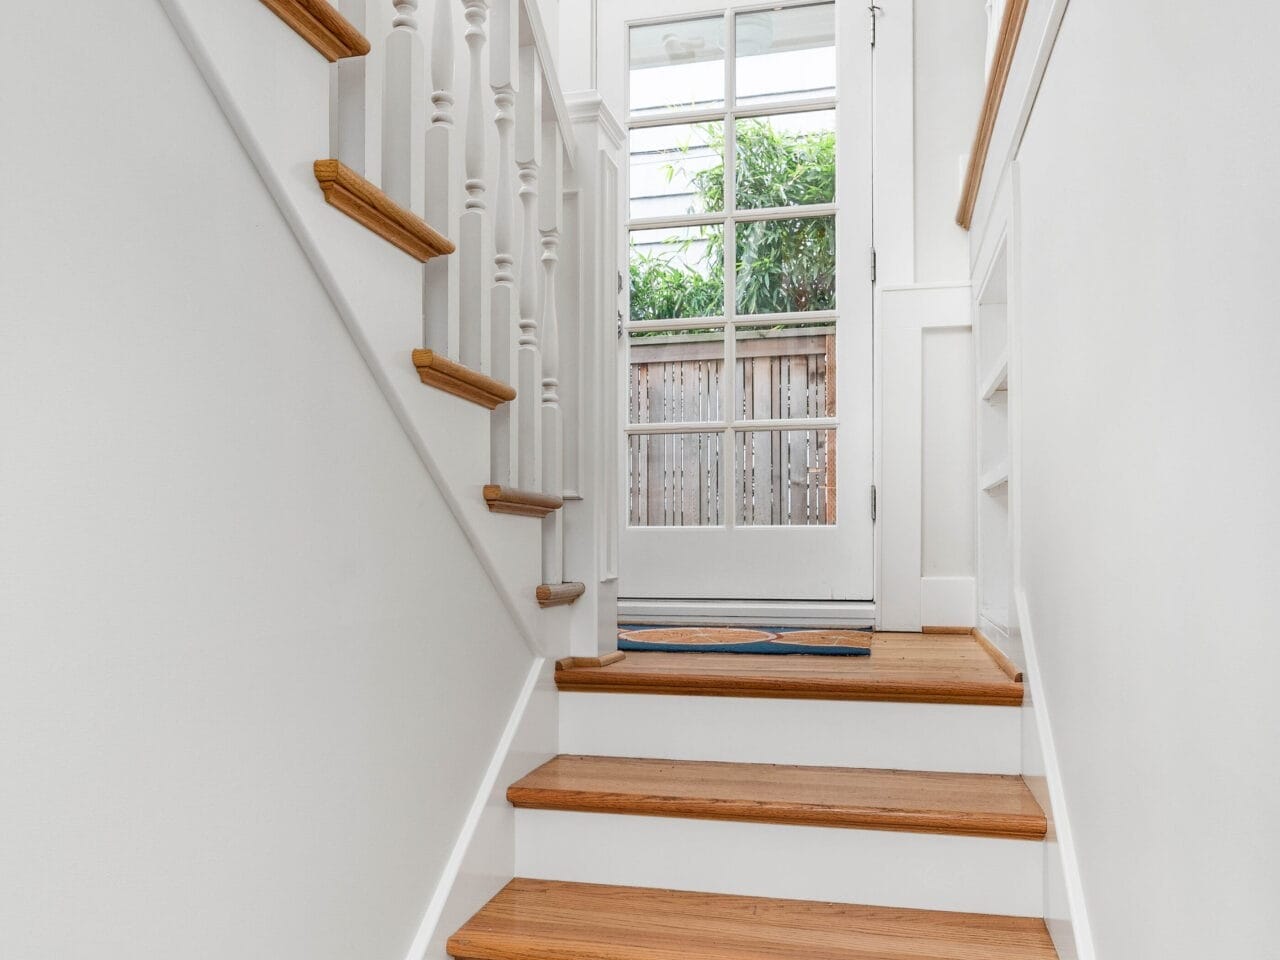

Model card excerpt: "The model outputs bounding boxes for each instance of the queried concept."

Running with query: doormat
[617,625,871,657]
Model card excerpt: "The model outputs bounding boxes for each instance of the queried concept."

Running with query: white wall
[0,5,538,958]
[1005,1,1280,956]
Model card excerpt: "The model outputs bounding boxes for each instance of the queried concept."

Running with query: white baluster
[515,46,543,490]
[488,0,518,483]
[423,0,456,354]
[382,0,422,207]
[540,122,564,584]
[330,0,366,172]
[458,0,489,370]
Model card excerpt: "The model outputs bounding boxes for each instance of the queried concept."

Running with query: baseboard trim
[402,656,547,960]
[1016,588,1096,959]
[973,627,1023,682]
[617,599,875,629]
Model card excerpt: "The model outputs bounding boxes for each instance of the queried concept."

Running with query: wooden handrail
[956,0,1028,230]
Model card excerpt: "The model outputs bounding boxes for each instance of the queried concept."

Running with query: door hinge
[869,5,882,47]
[871,484,877,522]
[870,247,877,283]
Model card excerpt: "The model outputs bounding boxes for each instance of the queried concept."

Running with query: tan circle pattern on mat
[772,629,872,647]
[619,627,777,645]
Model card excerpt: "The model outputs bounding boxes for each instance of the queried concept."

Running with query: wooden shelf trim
[259,0,370,61]
[482,485,564,518]
[447,879,1059,960]
[956,0,1029,229]
[508,756,1047,840]
[536,582,586,608]
[974,627,1024,682]
[313,160,454,261]
[411,350,515,408]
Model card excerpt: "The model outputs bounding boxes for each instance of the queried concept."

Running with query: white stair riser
[559,693,1022,774]
[515,809,1044,917]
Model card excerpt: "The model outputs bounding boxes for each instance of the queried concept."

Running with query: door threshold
[617,599,876,629]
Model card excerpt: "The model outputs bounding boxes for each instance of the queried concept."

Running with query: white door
[602,0,873,600]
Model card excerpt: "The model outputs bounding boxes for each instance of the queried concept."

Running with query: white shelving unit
[975,240,1011,640]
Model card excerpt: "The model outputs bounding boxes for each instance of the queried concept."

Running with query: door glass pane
[630,121,724,220]
[735,110,835,210]
[735,429,835,525]
[735,4,836,106]
[630,17,726,118]
[628,433,725,526]
[630,328,725,424]
[735,216,835,315]
[735,322,835,420]
[630,225,725,321]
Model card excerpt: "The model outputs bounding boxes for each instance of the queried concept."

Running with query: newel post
[539,121,565,583]
[514,46,544,491]
[422,0,457,354]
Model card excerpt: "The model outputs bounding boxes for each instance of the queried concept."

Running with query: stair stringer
[161,0,553,656]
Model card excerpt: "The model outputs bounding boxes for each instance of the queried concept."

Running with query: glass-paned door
[610,0,873,600]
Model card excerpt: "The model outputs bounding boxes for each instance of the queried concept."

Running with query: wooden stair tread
[555,632,1024,706]
[412,349,515,408]
[508,756,1045,839]
[536,582,586,608]
[259,0,370,61]
[483,485,564,518]
[447,879,1058,960]
[313,160,454,261]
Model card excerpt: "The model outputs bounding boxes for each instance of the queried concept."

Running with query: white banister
[488,0,518,483]
[382,0,422,207]
[422,0,457,354]
[515,45,543,491]
[539,121,564,583]
[330,0,366,173]
[457,0,489,370]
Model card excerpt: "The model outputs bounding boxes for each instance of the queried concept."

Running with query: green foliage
[629,119,837,323]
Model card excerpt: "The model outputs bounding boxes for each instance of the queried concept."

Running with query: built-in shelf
[980,463,1010,492]
[980,350,1009,401]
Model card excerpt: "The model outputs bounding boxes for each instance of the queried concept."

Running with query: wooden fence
[627,328,836,526]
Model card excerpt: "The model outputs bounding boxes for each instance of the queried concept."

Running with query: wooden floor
[447,879,1059,960]
[555,632,1023,706]
[508,756,1045,839]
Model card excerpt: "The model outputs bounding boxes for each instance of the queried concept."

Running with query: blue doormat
[617,625,871,657]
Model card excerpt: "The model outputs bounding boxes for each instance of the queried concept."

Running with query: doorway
[604,0,874,601]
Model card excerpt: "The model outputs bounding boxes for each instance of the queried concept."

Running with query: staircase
[451,632,1058,959]
[223,4,1058,956]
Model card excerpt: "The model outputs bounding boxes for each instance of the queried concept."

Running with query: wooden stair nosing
[259,0,371,61]
[554,668,1024,706]
[507,755,1047,841]
[556,652,625,670]
[412,349,515,409]
[313,160,454,262]
[483,485,564,518]
[536,582,586,608]
[446,879,1059,960]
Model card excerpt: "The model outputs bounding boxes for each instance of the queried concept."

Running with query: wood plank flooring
[555,632,1023,706]
[447,879,1059,960]
[508,756,1046,839]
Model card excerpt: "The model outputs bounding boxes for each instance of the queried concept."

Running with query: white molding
[617,598,875,628]
[159,0,546,657]
[1016,589,1097,960]
[564,91,625,149]
[405,656,551,960]
[516,809,1044,917]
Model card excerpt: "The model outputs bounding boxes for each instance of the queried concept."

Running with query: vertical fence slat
[488,0,518,483]
[539,121,564,581]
